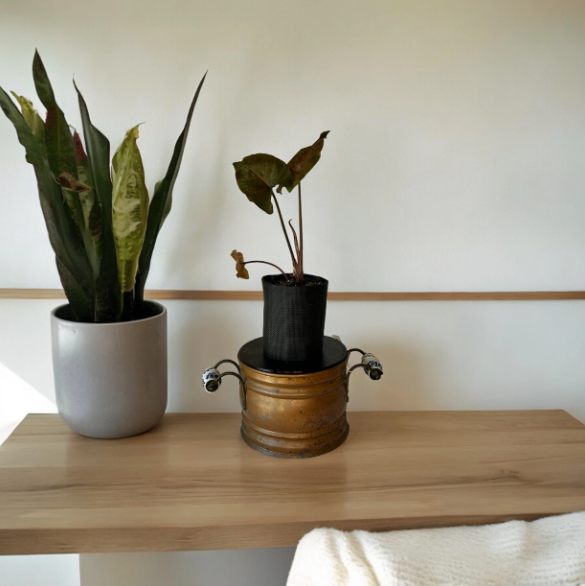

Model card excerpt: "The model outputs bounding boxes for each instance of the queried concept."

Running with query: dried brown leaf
[231,249,249,279]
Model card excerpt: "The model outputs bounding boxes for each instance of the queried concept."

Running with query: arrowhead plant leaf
[135,72,207,309]
[231,131,331,284]
[111,125,149,293]
[278,130,329,193]
[233,154,293,213]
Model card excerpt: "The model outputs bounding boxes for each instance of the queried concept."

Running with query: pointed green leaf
[134,72,207,309]
[277,130,329,193]
[56,256,93,322]
[0,84,94,319]
[58,172,101,276]
[76,81,122,322]
[73,130,93,185]
[35,165,95,319]
[32,51,77,178]
[78,188,102,276]
[58,173,85,230]
[233,154,293,213]
[0,87,45,166]
[112,125,149,293]
[10,92,45,142]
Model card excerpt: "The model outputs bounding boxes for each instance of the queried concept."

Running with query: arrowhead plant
[232,130,329,284]
[0,51,206,322]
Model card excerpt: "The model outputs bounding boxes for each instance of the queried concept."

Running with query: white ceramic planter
[51,301,167,439]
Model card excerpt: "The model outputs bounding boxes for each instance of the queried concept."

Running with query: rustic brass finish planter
[202,337,383,459]
[239,358,349,458]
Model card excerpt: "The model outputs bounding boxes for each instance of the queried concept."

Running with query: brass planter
[240,358,349,458]
[202,337,383,458]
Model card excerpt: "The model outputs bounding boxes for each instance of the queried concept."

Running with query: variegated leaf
[111,125,149,293]
[10,92,45,142]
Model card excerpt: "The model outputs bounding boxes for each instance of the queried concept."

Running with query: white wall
[1,1,585,585]
[1,0,585,293]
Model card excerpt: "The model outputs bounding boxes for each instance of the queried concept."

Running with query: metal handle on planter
[345,347,383,402]
[202,359,247,410]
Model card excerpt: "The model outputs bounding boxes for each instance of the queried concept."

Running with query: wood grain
[1,410,584,555]
[1,288,585,301]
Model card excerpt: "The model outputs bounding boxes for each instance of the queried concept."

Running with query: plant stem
[271,191,298,275]
[298,183,304,283]
[243,260,290,281]
[288,220,300,259]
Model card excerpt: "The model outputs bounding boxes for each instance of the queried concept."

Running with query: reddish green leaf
[278,130,329,193]
[233,153,293,214]
[32,51,77,178]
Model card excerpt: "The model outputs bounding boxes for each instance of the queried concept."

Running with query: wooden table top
[1,410,584,555]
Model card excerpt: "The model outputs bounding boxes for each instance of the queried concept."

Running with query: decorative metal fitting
[201,359,247,410]
[202,367,222,393]
[345,348,383,402]
[362,353,383,380]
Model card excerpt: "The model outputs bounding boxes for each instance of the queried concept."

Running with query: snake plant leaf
[78,188,102,277]
[10,92,45,142]
[36,165,96,320]
[0,86,94,320]
[277,130,329,193]
[71,132,102,273]
[134,72,207,309]
[112,125,149,293]
[58,172,86,229]
[32,51,77,178]
[76,82,122,321]
[0,87,45,166]
[233,154,293,214]
[58,172,101,276]
[73,131,93,185]
[56,256,93,322]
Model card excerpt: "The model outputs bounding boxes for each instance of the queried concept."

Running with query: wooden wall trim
[0,288,584,301]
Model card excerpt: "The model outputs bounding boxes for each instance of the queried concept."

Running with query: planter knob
[361,353,383,380]
[201,360,247,410]
[345,348,383,401]
[202,367,222,393]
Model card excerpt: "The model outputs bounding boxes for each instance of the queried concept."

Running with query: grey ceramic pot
[51,301,168,439]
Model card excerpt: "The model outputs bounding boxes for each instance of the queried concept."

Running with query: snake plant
[0,52,205,322]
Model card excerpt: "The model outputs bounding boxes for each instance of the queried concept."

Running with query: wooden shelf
[1,411,584,555]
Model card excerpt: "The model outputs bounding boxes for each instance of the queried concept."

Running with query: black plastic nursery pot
[262,274,329,363]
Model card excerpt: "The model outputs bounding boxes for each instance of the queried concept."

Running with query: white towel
[286,512,585,586]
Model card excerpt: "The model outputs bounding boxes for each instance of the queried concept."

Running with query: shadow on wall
[345,338,441,412]
[166,299,264,412]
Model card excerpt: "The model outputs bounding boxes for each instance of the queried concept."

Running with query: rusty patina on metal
[202,337,383,458]
[239,358,350,458]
